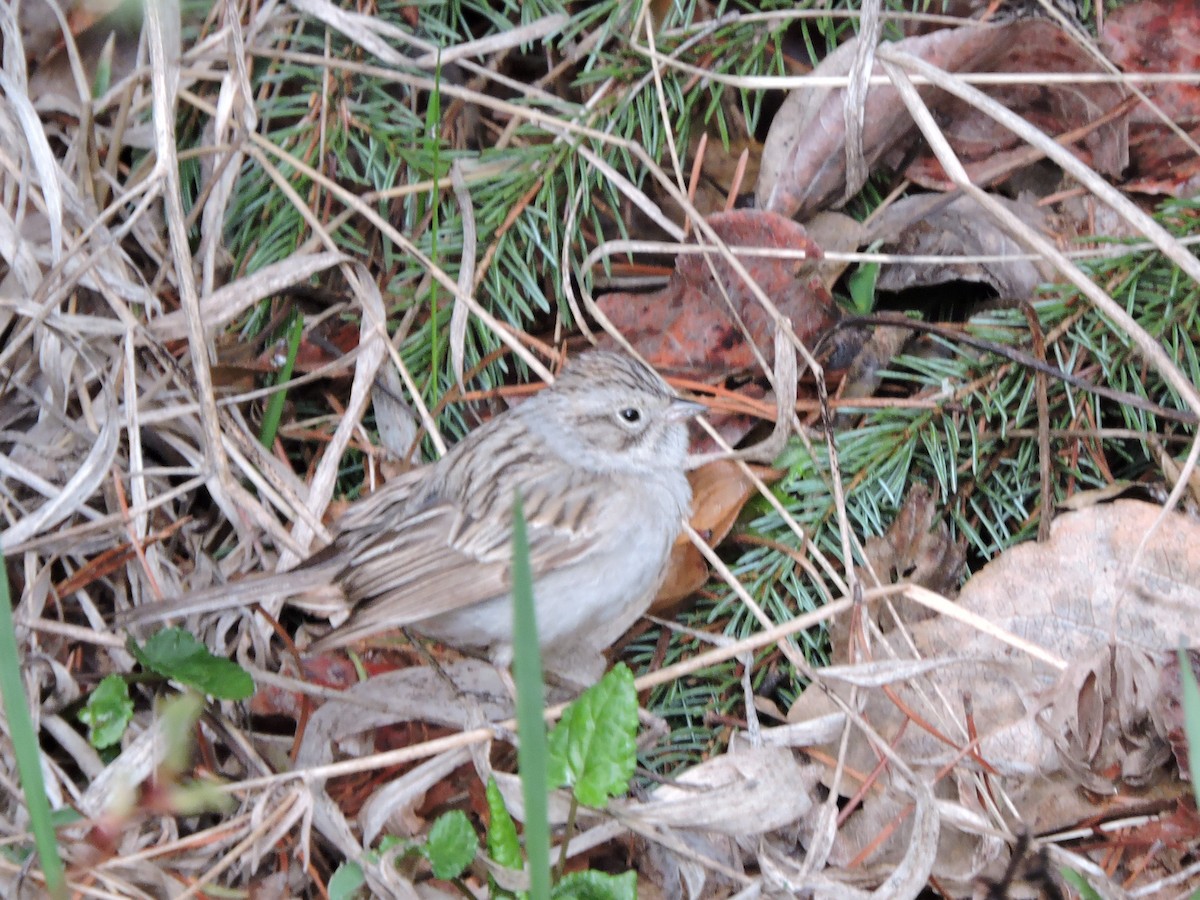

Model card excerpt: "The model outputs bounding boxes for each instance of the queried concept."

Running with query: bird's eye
[618,407,642,424]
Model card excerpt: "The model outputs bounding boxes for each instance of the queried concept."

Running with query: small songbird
[121,351,703,677]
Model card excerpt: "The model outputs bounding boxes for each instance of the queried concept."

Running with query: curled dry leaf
[834,324,914,414]
[802,211,867,293]
[829,484,966,656]
[867,193,1057,301]
[289,662,513,861]
[759,21,1129,218]
[652,460,781,614]
[597,209,837,378]
[760,24,1008,216]
[619,744,820,835]
[639,832,743,900]
[789,499,1200,893]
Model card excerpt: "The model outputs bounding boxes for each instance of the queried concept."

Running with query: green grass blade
[1177,646,1200,808]
[0,552,67,898]
[259,314,304,449]
[510,494,551,899]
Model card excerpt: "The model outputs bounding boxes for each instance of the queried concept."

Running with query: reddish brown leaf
[597,210,837,378]
[1102,0,1200,195]
[901,20,1129,191]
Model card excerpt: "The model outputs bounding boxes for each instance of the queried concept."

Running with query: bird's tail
[114,562,346,629]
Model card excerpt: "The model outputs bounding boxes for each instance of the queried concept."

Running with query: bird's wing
[115,472,432,628]
[316,473,608,647]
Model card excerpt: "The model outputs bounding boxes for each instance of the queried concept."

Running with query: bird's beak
[667,398,706,421]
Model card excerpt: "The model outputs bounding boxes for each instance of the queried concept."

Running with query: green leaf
[78,674,134,749]
[328,836,403,898]
[549,868,637,900]
[1059,867,1103,900]
[847,258,879,316]
[92,32,114,98]
[1177,647,1200,808]
[485,777,523,871]
[422,810,477,880]
[547,664,637,807]
[328,860,365,900]
[130,628,254,700]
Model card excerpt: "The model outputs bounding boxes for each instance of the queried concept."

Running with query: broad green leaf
[550,868,637,900]
[423,810,477,880]
[328,861,365,900]
[547,663,637,807]
[131,628,254,700]
[847,259,879,315]
[485,777,523,871]
[78,674,134,749]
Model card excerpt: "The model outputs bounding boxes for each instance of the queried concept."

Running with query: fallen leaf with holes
[652,460,781,613]
[758,20,1129,218]
[1101,0,1200,196]
[597,209,838,378]
[788,499,1200,893]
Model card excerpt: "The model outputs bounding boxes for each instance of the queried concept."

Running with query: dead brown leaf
[759,21,1129,218]
[1101,0,1200,196]
[868,193,1057,300]
[653,460,780,613]
[846,484,966,638]
[789,499,1200,892]
[597,209,837,378]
